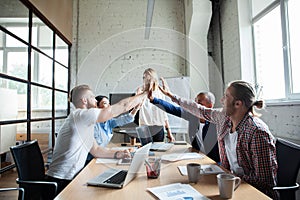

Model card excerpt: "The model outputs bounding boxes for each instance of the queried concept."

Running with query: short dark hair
[71,85,91,107]
[95,95,108,107]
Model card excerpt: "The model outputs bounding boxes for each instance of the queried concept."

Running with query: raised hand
[146,80,155,101]
[136,86,144,95]
[158,77,173,98]
[160,77,170,92]
[148,88,154,101]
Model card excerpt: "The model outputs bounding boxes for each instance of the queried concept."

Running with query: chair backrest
[276,138,300,186]
[10,140,45,181]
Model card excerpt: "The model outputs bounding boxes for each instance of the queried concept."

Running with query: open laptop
[136,126,174,152]
[87,143,151,189]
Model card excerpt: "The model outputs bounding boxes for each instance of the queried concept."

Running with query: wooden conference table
[54,143,271,200]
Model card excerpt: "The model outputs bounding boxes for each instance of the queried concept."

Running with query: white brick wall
[73,0,187,96]
[72,0,300,148]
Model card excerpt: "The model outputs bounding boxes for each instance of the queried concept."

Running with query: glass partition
[32,49,53,87]
[0,78,27,120]
[0,0,70,172]
[55,91,68,117]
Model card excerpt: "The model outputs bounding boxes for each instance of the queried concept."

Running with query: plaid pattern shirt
[175,96,278,199]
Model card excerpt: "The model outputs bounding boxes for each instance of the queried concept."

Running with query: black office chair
[274,138,300,200]
[10,140,58,200]
[0,187,24,200]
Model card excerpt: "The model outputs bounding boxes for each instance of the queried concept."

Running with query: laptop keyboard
[104,170,128,184]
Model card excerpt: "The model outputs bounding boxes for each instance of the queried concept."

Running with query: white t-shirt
[224,131,244,176]
[139,89,167,126]
[46,108,100,180]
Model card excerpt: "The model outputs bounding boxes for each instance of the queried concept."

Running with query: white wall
[72,0,212,98]
[72,0,187,96]
[185,0,212,98]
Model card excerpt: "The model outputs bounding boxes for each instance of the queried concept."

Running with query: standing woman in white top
[137,68,175,142]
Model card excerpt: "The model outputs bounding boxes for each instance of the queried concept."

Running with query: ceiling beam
[145,0,155,39]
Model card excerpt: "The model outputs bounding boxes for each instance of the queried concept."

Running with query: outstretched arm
[150,97,182,117]
[149,78,194,121]
[97,93,147,123]
[90,141,131,159]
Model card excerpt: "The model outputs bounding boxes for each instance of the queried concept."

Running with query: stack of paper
[177,164,224,175]
[147,183,210,200]
[95,158,118,164]
[161,153,204,162]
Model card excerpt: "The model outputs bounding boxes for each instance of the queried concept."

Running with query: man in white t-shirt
[46,85,147,194]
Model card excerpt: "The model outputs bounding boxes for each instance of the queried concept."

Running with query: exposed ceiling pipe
[145,0,155,39]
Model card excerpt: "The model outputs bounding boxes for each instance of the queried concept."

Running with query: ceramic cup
[187,163,203,183]
[217,173,241,199]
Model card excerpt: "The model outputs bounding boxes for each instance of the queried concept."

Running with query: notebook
[136,126,174,152]
[87,143,151,189]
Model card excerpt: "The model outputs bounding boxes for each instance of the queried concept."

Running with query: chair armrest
[273,183,299,190]
[16,178,58,195]
[0,188,25,200]
[0,187,24,192]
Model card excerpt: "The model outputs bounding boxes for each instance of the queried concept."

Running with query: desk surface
[54,144,271,200]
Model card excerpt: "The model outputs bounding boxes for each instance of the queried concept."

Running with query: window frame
[251,0,300,104]
[0,0,71,174]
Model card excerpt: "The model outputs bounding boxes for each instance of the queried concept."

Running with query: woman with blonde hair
[137,68,175,142]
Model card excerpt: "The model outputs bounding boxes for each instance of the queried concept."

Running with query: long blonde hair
[143,68,159,90]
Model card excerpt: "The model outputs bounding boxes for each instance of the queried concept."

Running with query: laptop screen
[109,93,139,129]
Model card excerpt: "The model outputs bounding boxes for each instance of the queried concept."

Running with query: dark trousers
[148,126,164,142]
[85,153,94,166]
[45,175,72,195]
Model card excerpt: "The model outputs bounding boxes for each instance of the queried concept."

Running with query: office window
[252,0,277,17]
[288,0,300,94]
[55,91,68,117]
[32,50,53,87]
[252,0,300,102]
[0,78,27,119]
[7,51,28,80]
[0,0,70,172]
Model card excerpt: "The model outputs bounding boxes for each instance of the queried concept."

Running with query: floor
[0,169,19,200]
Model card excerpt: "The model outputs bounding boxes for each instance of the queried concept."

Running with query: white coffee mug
[187,163,203,183]
[217,173,241,199]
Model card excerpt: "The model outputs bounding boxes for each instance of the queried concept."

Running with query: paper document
[177,164,224,176]
[95,158,118,164]
[147,183,210,200]
[161,153,204,162]
[110,147,138,151]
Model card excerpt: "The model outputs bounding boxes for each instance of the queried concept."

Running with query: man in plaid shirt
[155,79,278,199]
